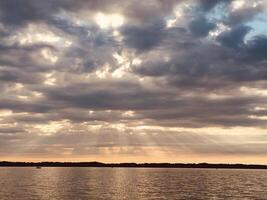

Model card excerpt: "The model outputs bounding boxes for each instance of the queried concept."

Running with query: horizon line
[1,161,267,169]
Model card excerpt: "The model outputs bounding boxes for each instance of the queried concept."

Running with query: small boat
[36,166,42,169]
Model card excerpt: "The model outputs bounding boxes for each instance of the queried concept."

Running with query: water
[0,167,267,200]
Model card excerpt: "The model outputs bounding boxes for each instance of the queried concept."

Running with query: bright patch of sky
[245,11,267,40]
[206,3,228,23]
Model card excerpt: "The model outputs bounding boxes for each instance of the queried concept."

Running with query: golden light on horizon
[0,109,13,117]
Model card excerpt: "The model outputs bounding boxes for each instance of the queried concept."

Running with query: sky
[0,0,267,164]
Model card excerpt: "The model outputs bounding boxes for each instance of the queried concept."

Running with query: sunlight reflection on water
[0,168,267,200]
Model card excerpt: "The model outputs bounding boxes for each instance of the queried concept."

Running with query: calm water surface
[0,167,267,200]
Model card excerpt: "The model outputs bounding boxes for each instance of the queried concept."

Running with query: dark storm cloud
[0,43,56,71]
[244,35,267,62]
[44,80,176,111]
[188,16,215,37]
[0,127,25,134]
[0,0,99,26]
[0,98,52,113]
[134,25,267,84]
[0,0,48,26]
[0,0,77,26]
[217,25,251,48]
[199,0,230,11]
[121,19,166,51]
[0,68,43,84]
[137,95,267,127]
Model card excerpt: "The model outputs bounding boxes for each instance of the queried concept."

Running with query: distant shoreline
[1,162,267,169]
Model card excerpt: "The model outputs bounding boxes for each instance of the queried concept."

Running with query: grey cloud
[0,43,57,72]
[138,95,267,127]
[189,16,215,37]
[199,0,231,11]
[226,3,264,25]
[0,0,89,26]
[0,99,52,113]
[0,0,180,27]
[8,78,263,128]
[0,68,43,84]
[0,127,25,134]
[133,24,267,85]
[121,19,166,51]
[44,81,175,111]
[243,35,267,62]
[217,25,251,48]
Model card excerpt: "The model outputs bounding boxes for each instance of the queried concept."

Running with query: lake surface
[0,167,267,200]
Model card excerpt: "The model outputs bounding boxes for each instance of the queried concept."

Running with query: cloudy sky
[0,0,267,163]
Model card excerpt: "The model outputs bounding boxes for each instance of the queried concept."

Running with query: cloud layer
[0,0,267,162]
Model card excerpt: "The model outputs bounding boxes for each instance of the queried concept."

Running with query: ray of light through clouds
[0,0,267,164]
